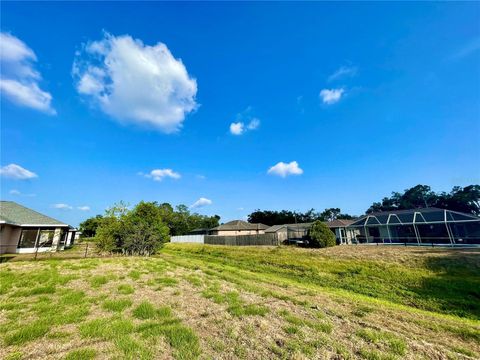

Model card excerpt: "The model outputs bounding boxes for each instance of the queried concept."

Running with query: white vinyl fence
[170,235,205,244]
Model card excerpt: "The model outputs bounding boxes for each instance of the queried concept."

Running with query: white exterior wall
[213,229,265,236]
[171,235,205,244]
[0,225,21,254]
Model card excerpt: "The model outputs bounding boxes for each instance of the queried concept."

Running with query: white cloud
[53,203,73,210]
[190,197,212,209]
[0,164,38,180]
[246,118,260,130]
[320,88,344,104]
[267,161,303,178]
[9,189,35,197]
[328,66,357,82]
[229,107,261,135]
[196,174,206,180]
[77,206,91,211]
[73,32,197,132]
[144,168,181,181]
[0,32,55,114]
[229,122,244,135]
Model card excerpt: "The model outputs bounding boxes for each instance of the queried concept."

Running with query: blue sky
[1,2,479,226]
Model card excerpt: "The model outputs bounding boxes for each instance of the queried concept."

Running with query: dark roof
[211,220,269,231]
[0,201,69,227]
[265,220,354,233]
[348,207,479,227]
[265,223,313,233]
[325,219,355,228]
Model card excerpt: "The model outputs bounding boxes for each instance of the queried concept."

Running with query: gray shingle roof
[0,201,69,227]
[211,220,269,231]
[265,223,313,233]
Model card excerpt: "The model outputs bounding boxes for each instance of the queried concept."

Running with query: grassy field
[0,244,479,359]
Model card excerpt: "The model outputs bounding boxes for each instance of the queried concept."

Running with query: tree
[308,221,336,248]
[247,208,355,226]
[319,208,355,222]
[122,201,169,255]
[366,184,480,215]
[79,215,103,238]
[95,201,169,255]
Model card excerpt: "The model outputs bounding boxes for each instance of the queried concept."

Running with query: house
[265,223,312,242]
[0,201,76,254]
[347,207,480,245]
[209,220,269,236]
[265,220,358,244]
[325,219,358,244]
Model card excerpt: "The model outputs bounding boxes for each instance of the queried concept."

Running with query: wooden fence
[204,233,279,246]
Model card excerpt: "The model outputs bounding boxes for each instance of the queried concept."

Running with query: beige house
[0,201,75,254]
[325,219,358,244]
[265,223,313,242]
[209,220,269,236]
[265,219,358,244]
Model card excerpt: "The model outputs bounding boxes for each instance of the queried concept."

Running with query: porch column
[51,228,62,252]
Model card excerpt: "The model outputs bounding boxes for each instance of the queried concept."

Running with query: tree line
[247,208,355,227]
[246,185,479,226]
[366,185,479,215]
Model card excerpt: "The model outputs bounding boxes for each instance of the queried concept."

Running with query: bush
[95,201,169,255]
[308,221,336,248]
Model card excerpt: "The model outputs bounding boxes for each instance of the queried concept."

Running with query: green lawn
[0,244,479,359]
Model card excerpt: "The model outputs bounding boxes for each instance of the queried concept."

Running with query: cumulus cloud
[246,118,260,130]
[320,88,344,104]
[267,161,303,178]
[144,168,181,181]
[229,107,261,135]
[0,32,55,114]
[77,206,91,211]
[229,122,244,135]
[73,32,197,132]
[0,164,38,180]
[328,66,357,82]
[53,203,73,210]
[9,189,36,197]
[190,197,212,209]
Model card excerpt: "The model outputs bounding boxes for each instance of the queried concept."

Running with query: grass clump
[4,321,50,345]
[65,348,96,360]
[90,275,109,288]
[115,336,152,359]
[4,352,22,360]
[80,317,134,340]
[202,286,269,318]
[357,328,407,356]
[133,301,157,319]
[102,298,132,312]
[128,270,141,280]
[118,284,135,295]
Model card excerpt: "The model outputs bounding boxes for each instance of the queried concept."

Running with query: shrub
[308,220,336,248]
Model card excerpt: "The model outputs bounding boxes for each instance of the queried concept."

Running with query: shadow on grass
[411,248,480,320]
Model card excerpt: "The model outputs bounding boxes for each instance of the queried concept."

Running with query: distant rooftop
[265,220,354,233]
[0,201,69,227]
[211,220,269,231]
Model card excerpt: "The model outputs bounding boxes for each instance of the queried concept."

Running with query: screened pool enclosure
[347,208,480,245]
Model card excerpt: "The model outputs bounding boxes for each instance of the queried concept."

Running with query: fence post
[84,243,89,258]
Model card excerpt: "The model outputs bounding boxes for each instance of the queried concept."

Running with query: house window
[18,229,39,248]
[37,230,55,247]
